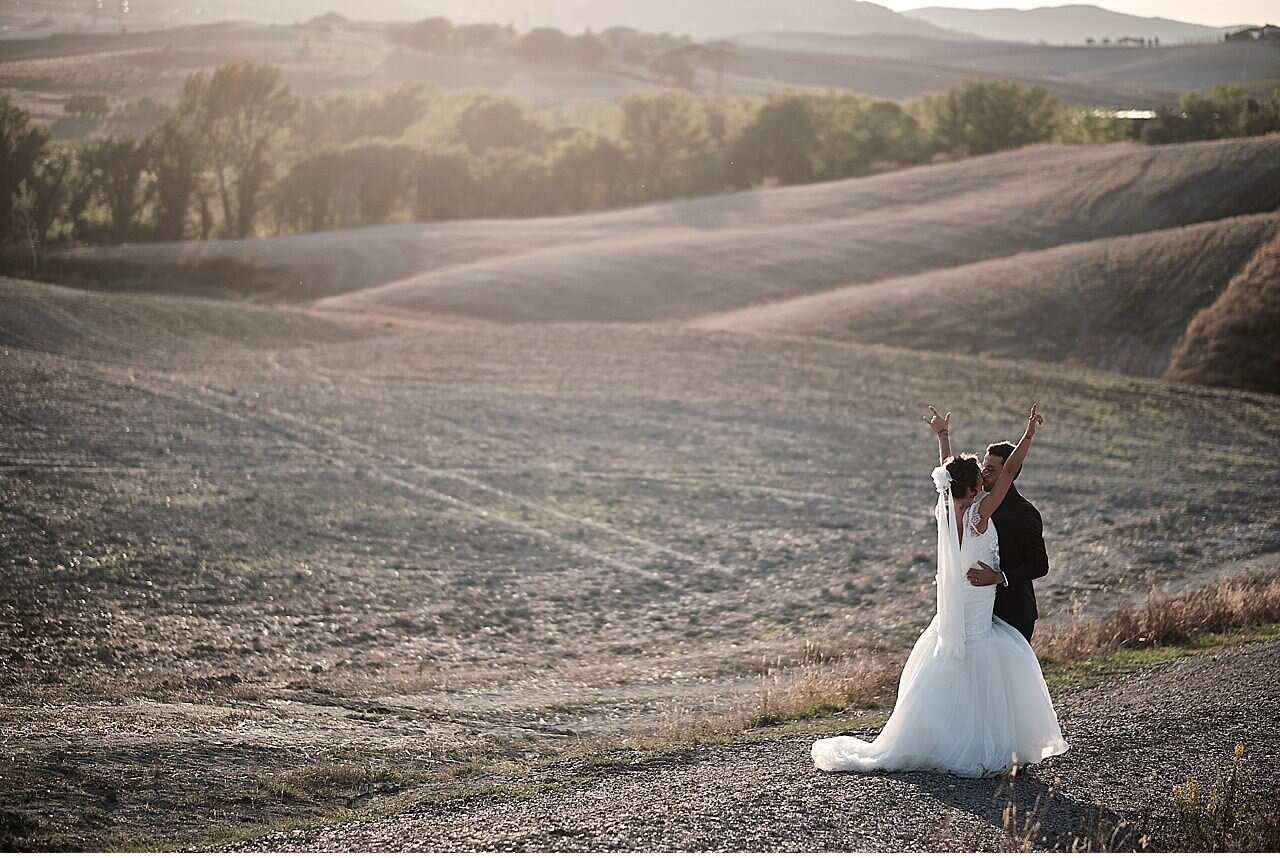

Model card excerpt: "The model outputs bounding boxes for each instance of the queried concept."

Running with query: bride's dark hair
[945,454,981,499]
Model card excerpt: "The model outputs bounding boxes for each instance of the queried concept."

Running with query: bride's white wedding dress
[812,476,1068,778]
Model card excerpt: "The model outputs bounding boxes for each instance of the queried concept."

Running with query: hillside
[224,638,1280,852]
[3,276,1279,847]
[0,21,660,134]
[5,279,1279,711]
[904,4,1234,45]
[32,137,1280,395]
[1165,229,1280,394]
[727,34,1280,103]
[307,137,1280,322]
[40,138,1280,339]
[8,7,1271,134]
[696,213,1280,379]
[0,277,386,363]
[0,0,963,42]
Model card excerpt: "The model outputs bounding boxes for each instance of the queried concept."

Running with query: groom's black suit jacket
[991,483,1048,642]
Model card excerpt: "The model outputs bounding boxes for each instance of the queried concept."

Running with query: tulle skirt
[812,616,1068,778]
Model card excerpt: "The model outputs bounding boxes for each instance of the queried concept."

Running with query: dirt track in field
[3,284,1278,846]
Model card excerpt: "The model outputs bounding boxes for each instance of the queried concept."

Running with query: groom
[925,409,1049,643]
[968,442,1049,642]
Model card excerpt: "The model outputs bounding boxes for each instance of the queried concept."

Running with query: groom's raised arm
[1001,506,1049,586]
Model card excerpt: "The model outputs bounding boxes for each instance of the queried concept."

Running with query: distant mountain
[0,0,961,40]
[904,4,1234,45]
[316,1,963,39]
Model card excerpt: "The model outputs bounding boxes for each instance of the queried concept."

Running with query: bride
[811,404,1068,778]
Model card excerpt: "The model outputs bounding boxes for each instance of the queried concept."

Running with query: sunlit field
[2,0,1279,850]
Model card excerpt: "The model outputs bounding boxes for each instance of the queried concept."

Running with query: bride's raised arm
[978,403,1042,523]
[922,405,953,464]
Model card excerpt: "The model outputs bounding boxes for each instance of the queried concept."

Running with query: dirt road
[225,637,1280,851]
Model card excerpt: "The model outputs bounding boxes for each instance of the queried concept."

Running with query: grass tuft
[1038,575,1280,667]
[731,575,1280,729]
[1172,743,1280,851]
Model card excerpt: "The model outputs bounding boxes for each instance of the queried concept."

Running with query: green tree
[921,79,1061,157]
[456,94,544,155]
[471,147,552,217]
[515,27,571,63]
[274,148,346,232]
[1182,85,1253,139]
[345,142,415,225]
[570,32,609,69]
[111,95,171,128]
[28,145,80,242]
[550,132,631,209]
[648,49,696,88]
[453,23,513,57]
[1177,85,1280,141]
[412,149,477,221]
[1141,86,1280,145]
[296,83,433,145]
[388,18,454,55]
[200,60,300,238]
[728,93,818,187]
[0,93,50,241]
[620,89,711,197]
[1053,109,1132,145]
[80,136,149,243]
[64,93,111,120]
[147,75,209,241]
[10,180,38,275]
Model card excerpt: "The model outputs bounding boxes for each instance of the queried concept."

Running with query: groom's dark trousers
[991,483,1049,643]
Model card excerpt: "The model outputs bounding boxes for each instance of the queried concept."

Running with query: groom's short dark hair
[986,441,1020,480]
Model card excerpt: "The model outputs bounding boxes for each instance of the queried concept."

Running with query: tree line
[3,56,1279,266]
[385,17,705,88]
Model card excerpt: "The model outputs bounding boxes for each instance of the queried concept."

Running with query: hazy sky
[889,2,1273,27]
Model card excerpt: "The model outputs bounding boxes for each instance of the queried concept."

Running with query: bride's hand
[922,405,951,436]
[1026,402,1043,436]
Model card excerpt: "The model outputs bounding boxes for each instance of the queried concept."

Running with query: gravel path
[226,637,1280,852]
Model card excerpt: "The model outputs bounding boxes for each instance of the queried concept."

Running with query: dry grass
[967,743,1280,851]
[39,137,1280,333]
[1165,226,1280,394]
[1037,576,1280,666]
[925,767,1154,852]
[701,212,1280,379]
[317,137,1280,324]
[748,643,902,727]
[733,576,1280,729]
[0,275,382,362]
[1172,743,1280,851]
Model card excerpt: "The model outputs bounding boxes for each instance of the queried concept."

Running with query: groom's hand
[966,562,1002,587]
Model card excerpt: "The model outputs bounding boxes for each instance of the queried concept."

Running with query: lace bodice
[960,493,1000,573]
[958,493,1000,638]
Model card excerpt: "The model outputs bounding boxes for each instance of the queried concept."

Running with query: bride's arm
[978,403,1042,522]
[922,405,952,464]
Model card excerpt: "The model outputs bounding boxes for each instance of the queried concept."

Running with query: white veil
[931,464,966,661]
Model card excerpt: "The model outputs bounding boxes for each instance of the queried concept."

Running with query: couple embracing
[812,403,1068,778]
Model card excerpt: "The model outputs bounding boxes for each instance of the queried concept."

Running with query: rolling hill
[0,0,964,41]
[726,34,1280,104]
[308,137,1280,323]
[904,4,1236,45]
[695,212,1280,378]
[1165,228,1280,394]
[0,277,385,363]
[42,137,1280,393]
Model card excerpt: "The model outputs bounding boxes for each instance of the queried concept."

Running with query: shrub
[1173,744,1280,850]
[64,93,110,120]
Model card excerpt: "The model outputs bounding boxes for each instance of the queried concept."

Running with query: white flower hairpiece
[931,464,953,494]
